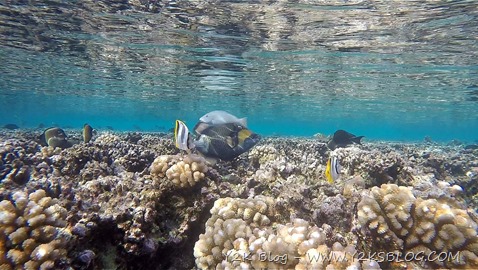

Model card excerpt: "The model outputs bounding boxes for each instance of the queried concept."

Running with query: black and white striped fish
[325,156,341,183]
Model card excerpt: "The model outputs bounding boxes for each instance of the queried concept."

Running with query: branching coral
[357,183,478,268]
[0,189,70,270]
[150,154,208,188]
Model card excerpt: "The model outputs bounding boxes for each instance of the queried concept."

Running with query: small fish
[39,127,71,149]
[199,110,247,127]
[325,156,341,183]
[106,126,114,131]
[83,123,93,143]
[327,130,364,150]
[3,124,19,130]
[174,120,194,152]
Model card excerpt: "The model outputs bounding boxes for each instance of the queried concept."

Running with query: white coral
[151,154,208,187]
[0,190,70,270]
[358,183,478,268]
[194,196,372,269]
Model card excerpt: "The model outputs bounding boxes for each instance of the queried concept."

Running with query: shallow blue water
[1,0,478,142]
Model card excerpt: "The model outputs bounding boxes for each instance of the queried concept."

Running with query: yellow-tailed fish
[174,120,192,151]
[238,129,252,144]
[325,156,341,183]
[193,122,260,161]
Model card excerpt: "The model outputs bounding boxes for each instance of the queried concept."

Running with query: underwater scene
[1,0,478,269]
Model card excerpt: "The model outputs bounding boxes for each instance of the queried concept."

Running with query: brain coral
[150,154,208,188]
[194,196,372,269]
[357,183,478,268]
[0,189,70,270]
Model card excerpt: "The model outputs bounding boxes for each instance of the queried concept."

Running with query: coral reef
[357,183,478,268]
[0,139,41,186]
[150,154,208,188]
[248,140,328,182]
[0,189,70,270]
[194,196,370,269]
[1,130,477,269]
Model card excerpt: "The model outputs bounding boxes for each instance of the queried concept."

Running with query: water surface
[1,0,477,141]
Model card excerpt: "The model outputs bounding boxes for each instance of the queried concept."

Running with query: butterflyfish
[325,156,341,183]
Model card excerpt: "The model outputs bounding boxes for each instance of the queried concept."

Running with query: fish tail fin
[38,133,46,146]
[327,140,336,150]
[239,117,248,127]
[174,120,194,151]
[352,136,364,145]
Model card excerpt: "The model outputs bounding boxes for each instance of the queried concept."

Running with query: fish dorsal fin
[352,136,364,145]
[239,117,247,128]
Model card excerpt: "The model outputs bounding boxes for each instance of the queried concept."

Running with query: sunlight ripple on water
[0,0,477,140]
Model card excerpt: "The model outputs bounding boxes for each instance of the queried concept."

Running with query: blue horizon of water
[3,119,477,144]
[2,93,477,143]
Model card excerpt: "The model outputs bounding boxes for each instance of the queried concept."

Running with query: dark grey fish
[465,144,478,150]
[327,129,364,150]
[193,122,260,161]
[3,124,19,130]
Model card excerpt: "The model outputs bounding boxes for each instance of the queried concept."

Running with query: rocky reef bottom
[1,129,478,270]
